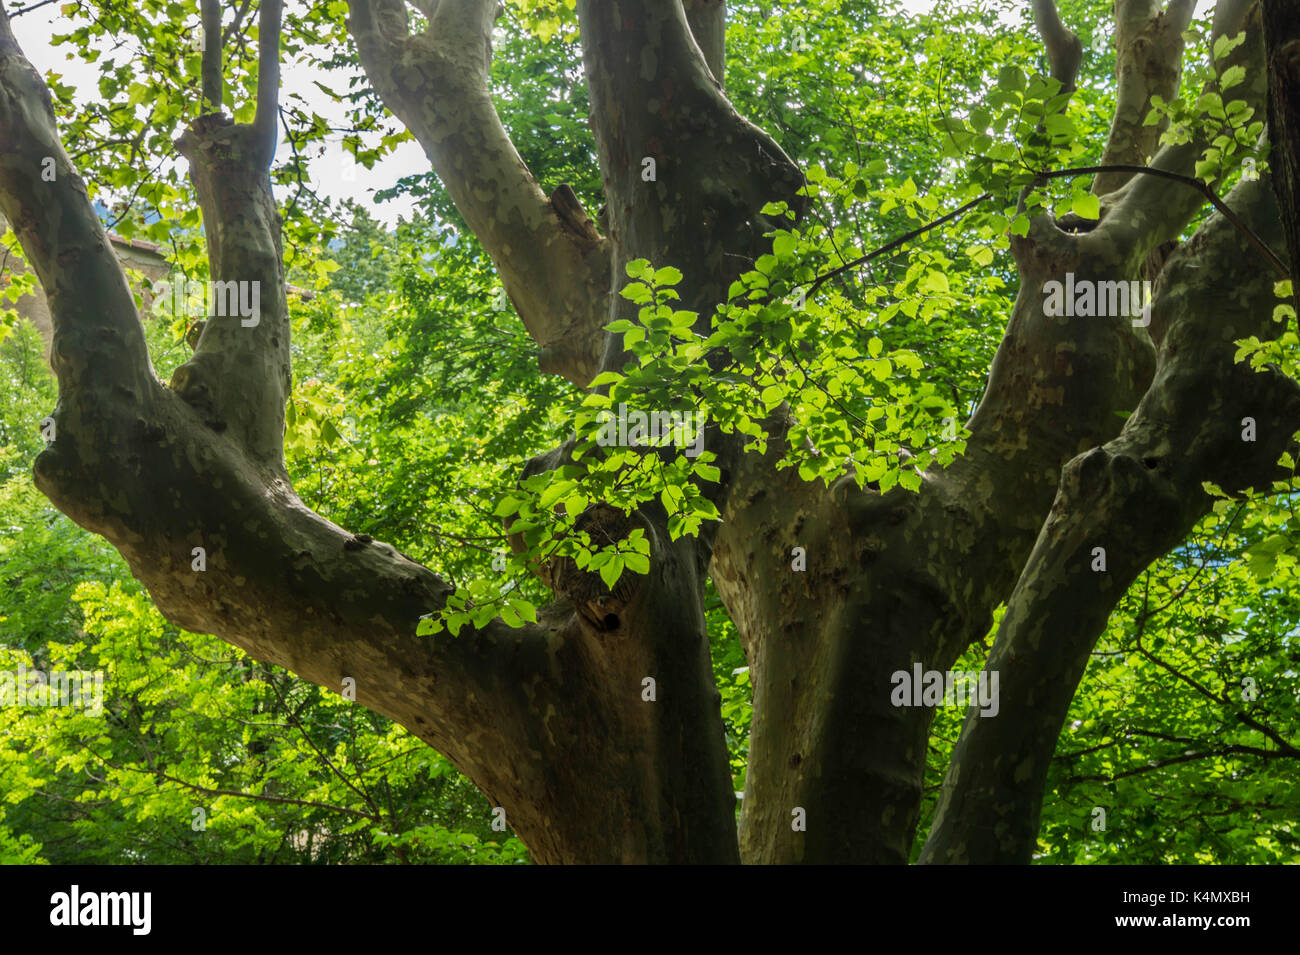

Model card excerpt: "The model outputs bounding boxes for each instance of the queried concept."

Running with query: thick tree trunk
[715,248,1157,863]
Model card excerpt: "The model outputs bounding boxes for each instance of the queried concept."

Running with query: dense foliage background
[1,0,1295,863]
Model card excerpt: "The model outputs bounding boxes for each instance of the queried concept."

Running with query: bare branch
[222,0,254,45]
[0,3,150,395]
[1262,0,1300,317]
[1032,0,1082,91]
[200,0,222,109]
[1101,1,1268,255]
[1213,0,1261,38]
[1093,0,1193,195]
[252,0,282,166]
[347,0,609,387]
[169,0,290,467]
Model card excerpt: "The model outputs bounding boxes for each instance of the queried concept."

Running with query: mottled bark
[684,0,726,86]
[169,0,288,472]
[346,0,610,387]
[920,174,1300,863]
[1091,0,1194,195]
[712,0,1275,865]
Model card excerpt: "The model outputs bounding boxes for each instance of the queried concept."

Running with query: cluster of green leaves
[423,230,970,636]
[1233,280,1299,385]
[1144,27,1267,187]
[0,232,40,348]
[727,0,1021,413]
[507,0,578,44]
[935,68,1101,227]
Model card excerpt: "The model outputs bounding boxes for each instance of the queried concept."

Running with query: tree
[0,0,1295,864]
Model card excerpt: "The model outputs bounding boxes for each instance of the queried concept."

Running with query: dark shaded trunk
[1264,0,1300,312]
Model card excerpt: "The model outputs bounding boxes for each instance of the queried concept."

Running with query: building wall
[1,213,171,366]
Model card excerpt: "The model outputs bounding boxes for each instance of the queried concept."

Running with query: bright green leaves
[996,64,1026,94]
[419,261,719,636]
[285,379,350,457]
[420,226,967,638]
[1228,283,1300,503]
[508,0,579,43]
[1143,29,1265,188]
[934,69,1086,223]
[585,529,651,590]
[1233,281,1299,385]
[1070,192,1101,221]
[0,235,37,349]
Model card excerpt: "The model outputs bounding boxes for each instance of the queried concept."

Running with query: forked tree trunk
[0,0,1293,865]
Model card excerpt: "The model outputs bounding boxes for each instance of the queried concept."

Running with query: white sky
[7,1,942,227]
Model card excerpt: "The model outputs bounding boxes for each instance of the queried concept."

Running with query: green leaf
[598,555,624,589]
[997,65,1025,91]
[1071,193,1100,220]
[652,266,683,286]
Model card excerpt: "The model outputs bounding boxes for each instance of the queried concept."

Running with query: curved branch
[1092,0,1195,195]
[920,174,1300,864]
[1032,0,1082,92]
[346,0,610,388]
[0,3,151,397]
[799,162,1289,302]
[684,0,726,86]
[1048,164,1290,276]
[1263,0,1300,317]
[1103,0,1267,249]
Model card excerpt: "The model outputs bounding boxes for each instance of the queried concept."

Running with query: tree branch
[165,0,289,468]
[1092,0,1195,195]
[684,0,726,86]
[1048,164,1290,276]
[799,162,1288,306]
[200,0,222,110]
[1262,0,1300,317]
[252,0,282,166]
[0,2,151,397]
[919,173,1300,863]
[1066,746,1295,784]
[1032,0,1082,92]
[1102,0,1267,249]
[346,0,610,388]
